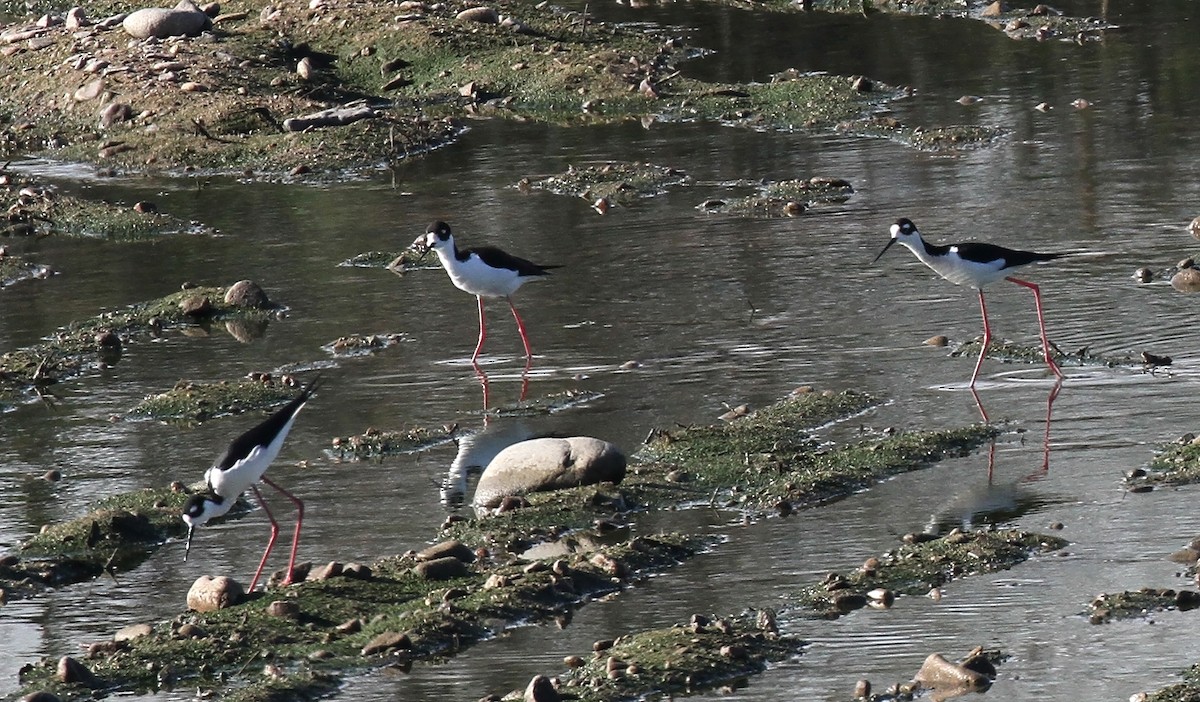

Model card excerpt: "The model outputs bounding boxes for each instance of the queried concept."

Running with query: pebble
[360,630,412,656]
[41,469,62,482]
[56,656,99,687]
[266,600,300,619]
[412,556,468,580]
[416,539,476,563]
[223,279,270,308]
[1131,267,1154,283]
[99,103,134,128]
[65,7,87,28]
[113,623,153,641]
[923,335,949,347]
[122,1,211,39]
[523,674,560,702]
[1170,266,1200,292]
[73,78,105,102]
[854,679,871,698]
[186,574,243,611]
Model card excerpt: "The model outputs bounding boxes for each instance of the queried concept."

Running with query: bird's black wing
[953,242,1061,267]
[467,246,561,276]
[212,377,321,471]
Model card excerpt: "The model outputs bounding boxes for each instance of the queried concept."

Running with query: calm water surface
[3,1,1200,699]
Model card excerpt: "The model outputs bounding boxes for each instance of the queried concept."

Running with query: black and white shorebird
[873,218,1064,387]
[414,221,559,365]
[182,378,319,592]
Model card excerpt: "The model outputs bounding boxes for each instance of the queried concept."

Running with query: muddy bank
[807,0,1113,42]
[0,0,1017,180]
[127,375,310,423]
[950,337,1141,370]
[1124,434,1200,490]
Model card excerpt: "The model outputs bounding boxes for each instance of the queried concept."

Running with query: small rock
[473,436,627,509]
[913,653,990,690]
[73,78,105,102]
[1035,102,1051,112]
[455,6,498,23]
[180,295,214,316]
[924,335,949,347]
[41,469,62,482]
[266,600,300,619]
[523,674,560,702]
[417,539,476,563]
[176,623,205,638]
[223,280,269,308]
[854,679,871,698]
[65,7,88,28]
[186,575,243,612]
[21,693,62,702]
[56,657,100,687]
[113,623,153,642]
[1131,267,1154,283]
[1072,98,1091,109]
[957,95,982,105]
[342,562,372,579]
[1188,216,1200,241]
[563,655,585,668]
[336,618,363,633]
[413,556,468,580]
[360,630,412,656]
[99,103,134,128]
[308,561,343,581]
[980,1,1004,17]
[1170,267,1200,293]
[180,81,208,93]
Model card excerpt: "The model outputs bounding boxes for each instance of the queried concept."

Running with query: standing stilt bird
[182,378,320,592]
[414,221,559,365]
[873,218,1064,386]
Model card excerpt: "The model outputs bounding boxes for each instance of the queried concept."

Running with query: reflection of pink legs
[508,296,533,362]
[471,296,487,363]
[475,365,491,415]
[245,477,304,591]
[1005,276,1064,381]
[970,290,992,388]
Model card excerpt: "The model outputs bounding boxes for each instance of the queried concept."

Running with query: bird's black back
[937,241,1062,268]
[212,378,321,471]
[464,246,561,277]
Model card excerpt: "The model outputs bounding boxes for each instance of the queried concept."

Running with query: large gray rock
[122,0,211,38]
[473,436,626,509]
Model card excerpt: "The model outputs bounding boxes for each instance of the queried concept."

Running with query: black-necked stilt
[414,221,559,365]
[873,218,1064,387]
[182,378,319,592]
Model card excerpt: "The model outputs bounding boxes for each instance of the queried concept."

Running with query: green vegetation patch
[0,284,275,404]
[13,532,700,700]
[698,176,854,218]
[1126,439,1200,490]
[339,250,427,269]
[490,389,605,417]
[0,485,195,604]
[839,117,1005,151]
[543,612,802,701]
[951,338,1139,369]
[1088,588,1200,624]
[1139,663,1200,702]
[321,332,408,357]
[1,173,209,240]
[795,528,1066,618]
[639,388,998,507]
[522,162,691,206]
[329,425,458,460]
[0,250,53,286]
[127,377,307,423]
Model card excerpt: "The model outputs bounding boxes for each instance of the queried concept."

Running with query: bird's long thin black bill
[184,525,195,562]
[872,237,897,264]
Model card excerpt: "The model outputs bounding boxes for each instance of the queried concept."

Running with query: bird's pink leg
[472,296,487,364]
[247,485,279,592]
[970,289,992,387]
[507,296,533,362]
[1005,276,1063,380]
[475,365,491,415]
[261,476,303,586]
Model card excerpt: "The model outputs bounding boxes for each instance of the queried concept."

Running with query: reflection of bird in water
[440,419,535,507]
[873,218,1065,393]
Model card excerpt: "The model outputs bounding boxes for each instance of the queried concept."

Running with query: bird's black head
[427,221,452,242]
[873,218,920,263]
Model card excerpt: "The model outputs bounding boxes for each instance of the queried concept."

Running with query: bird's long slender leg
[475,365,491,415]
[261,476,304,586]
[247,485,279,592]
[970,289,992,387]
[472,296,488,364]
[507,296,533,362]
[1005,276,1064,380]
[969,385,989,424]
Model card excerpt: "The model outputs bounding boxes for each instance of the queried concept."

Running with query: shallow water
[4,0,1200,699]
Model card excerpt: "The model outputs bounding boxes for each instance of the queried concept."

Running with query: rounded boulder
[123,1,211,38]
[473,436,626,508]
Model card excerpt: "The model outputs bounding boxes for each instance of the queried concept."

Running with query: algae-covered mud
[698,176,854,218]
[1138,665,1200,702]
[0,250,53,287]
[0,283,276,406]
[0,172,209,239]
[1124,436,1200,490]
[1088,588,1200,625]
[127,376,310,423]
[509,612,802,701]
[522,162,691,207]
[951,337,1141,370]
[795,528,1066,618]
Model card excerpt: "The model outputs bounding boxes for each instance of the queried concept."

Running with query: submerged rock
[473,437,627,509]
[913,652,991,691]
